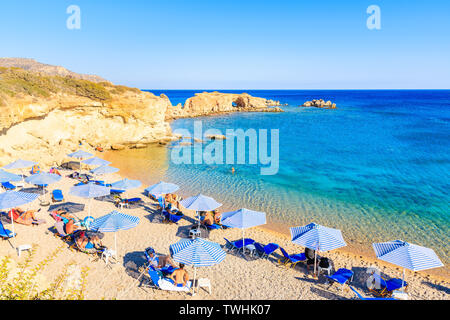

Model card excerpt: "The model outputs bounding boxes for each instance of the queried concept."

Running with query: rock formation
[301,99,337,109]
[165,91,282,120]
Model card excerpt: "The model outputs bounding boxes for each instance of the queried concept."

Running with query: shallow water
[103,90,450,273]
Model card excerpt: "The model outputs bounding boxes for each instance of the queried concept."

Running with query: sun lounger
[147,266,192,292]
[1,182,16,190]
[326,268,354,290]
[0,219,16,239]
[162,210,184,224]
[233,238,255,250]
[157,196,165,211]
[278,247,306,268]
[52,189,64,202]
[254,242,280,259]
[110,189,125,194]
[349,286,396,300]
[369,273,408,298]
[224,238,240,252]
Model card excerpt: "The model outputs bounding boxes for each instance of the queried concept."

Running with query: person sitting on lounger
[169,263,189,287]
[202,211,215,226]
[212,209,221,224]
[146,248,177,269]
[64,219,79,235]
[305,247,317,275]
[76,231,102,250]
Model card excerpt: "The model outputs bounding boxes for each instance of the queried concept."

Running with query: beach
[1,167,448,300]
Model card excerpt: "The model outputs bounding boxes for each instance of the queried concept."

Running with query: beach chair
[278,247,306,268]
[349,286,396,300]
[1,182,16,191]
[0,219,16,239]
[224,238,240,252]
[52,189,64,202]
[368,273,408,298]
[162,210,184,224]
[326,268,354,290]
[199,216,222,230]
[147,266,192,292]
[157,196,165,211]
[254,242,280,259]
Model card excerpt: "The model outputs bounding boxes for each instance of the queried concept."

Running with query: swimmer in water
[231,167,235,174]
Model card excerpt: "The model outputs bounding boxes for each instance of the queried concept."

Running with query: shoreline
[100,149,450,283]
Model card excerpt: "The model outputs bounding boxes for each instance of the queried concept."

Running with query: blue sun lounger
[278,247,306,268]
[254,242,280,259]
[326,268,354,290]
[349,286,396,300]
[0,219,16,239]
[52,189,64,202]
[224,238,240,252]
[199,216,222,230]
[162,210,184,224]
[369,273,408,298]
[1,182,16,190]
[147,266,192,292]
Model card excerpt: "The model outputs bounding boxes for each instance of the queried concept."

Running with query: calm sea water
[114,90,450,266]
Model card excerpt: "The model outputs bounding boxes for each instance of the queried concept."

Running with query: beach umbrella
[290,222,347,274]
[90,165,119,176]
[0,169,22,184]
[90,210,139,257]
[179,194,222,227]
[373,240,444,291]
[68,150,93,171]
[25,173,62,199]
[69,183,111,217]
[82,157,111,167]
[0,191,40,239]
[144,181,179,198]
[221,208,266,250]
[110,178,142,191]
[2,159,37,184]
[169,237,226,295]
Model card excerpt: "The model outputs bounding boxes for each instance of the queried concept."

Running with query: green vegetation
[0,245,89,300]
[0,67,141,106]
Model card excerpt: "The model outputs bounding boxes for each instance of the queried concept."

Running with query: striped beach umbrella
[69,183,111,216]
[82,157,111,167]
[68,150,94,171]
[169,238,226,295]
[145,181,179,198]
[90,165,119,176]
[0,191,40,238]
[373,240,444,291]
[2,159,37,170]
[0,169,22,184]
[25,173,62,199]
[90,210,140,257]
[290,222,347,274]
[110,178,142,191]
[221,208,266,250]
[180,194,222,228]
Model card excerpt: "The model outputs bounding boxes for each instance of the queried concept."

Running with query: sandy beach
[0,166,448,300]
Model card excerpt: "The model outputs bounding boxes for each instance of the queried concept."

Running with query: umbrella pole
[115,232,118,258]
[192,266,197,296]
[10,209,15,248]
[314,250,317,276]
[88,198,92,217]
[402,268,405,292]
[242,229,245,254]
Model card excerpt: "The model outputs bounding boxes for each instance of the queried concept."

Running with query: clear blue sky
[1,0,449,89]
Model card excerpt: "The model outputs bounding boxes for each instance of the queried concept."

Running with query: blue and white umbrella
[221,208,266,250]
[0,169,22,184]
[82,157,111,167]
[110,178,142,191]
[180,194,222,227]
[290,222,347,273]
[0,191,40,237]
[90,210,140,256]
[373,240,444,290]
[145,181,179,198]
[2,159,37,170]
[90,165,119,176]
[69,183,111,216]
[170,237,226,294]
[2,159,38,184]
[68,150,94,171]
[25,173,62,198]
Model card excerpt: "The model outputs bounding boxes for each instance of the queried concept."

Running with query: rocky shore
[301,99,337,109]
[0,60,284,167]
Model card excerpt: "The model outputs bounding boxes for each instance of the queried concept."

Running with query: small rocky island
[301,99,337,109]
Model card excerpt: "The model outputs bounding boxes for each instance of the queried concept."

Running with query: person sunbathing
[49,168,61,176]
[64,219,79,235]
[9,208,41,226]
[202,211,215,226]
[212,210,221,224]
[169,263,189,287]
[76,232,102,250]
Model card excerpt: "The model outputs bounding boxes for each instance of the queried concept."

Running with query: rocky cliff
[165,91,282,120]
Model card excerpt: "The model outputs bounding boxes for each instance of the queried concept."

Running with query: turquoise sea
[107,90,450,269]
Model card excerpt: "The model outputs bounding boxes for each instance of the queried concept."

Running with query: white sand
[1,170,448,300]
